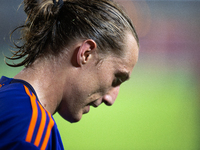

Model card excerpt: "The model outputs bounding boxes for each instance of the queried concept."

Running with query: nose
[103,86,120,106]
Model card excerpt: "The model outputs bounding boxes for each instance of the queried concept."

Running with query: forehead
[114,33,139,73]
[123,32,139,66]
[101,33,139,76]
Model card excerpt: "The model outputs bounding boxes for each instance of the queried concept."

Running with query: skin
[14,32,139,123]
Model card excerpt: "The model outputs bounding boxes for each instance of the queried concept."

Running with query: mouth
[90,103,99,108]
[88,100,101,108]
[83,98,103,115]
[83,105,90,114]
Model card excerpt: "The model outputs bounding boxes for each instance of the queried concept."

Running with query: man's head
[7,0,139,122]
[58,32,139,123]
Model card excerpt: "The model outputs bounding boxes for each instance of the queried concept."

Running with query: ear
[77,39,97,66]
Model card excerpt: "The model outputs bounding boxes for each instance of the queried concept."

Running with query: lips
[83,105,90,114]
[89,101,101,108]
[90,103,98,108]
[83,100,103,114]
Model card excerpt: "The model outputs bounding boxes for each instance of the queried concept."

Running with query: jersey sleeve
[0,82,64,150]
[0,83,33,146]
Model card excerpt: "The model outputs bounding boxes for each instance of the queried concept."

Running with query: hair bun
[23,0,61,22]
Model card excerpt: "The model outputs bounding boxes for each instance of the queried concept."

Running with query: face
[58,33,139,123]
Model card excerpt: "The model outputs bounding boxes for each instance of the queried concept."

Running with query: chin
[58,111,82,123]
[68,117,82,123]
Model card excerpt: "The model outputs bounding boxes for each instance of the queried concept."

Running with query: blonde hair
[6,0,139,67]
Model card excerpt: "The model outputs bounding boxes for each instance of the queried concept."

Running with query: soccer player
[0,0,139,149]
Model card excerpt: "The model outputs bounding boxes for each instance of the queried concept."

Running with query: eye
[112,77,123,87]
[112,72,130,87]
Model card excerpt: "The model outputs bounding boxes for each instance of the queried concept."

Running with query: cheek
[99,74,113,90]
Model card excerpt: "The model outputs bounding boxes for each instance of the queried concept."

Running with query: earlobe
[77,39,97,66]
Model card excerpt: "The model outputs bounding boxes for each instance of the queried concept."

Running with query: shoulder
[0,77,64,149]
[0,78,64,149]
[0,81,34,144]
[22,85,64,150]
[0,81,32,120]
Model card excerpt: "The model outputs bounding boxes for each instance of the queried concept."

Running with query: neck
[14,59,66,114]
